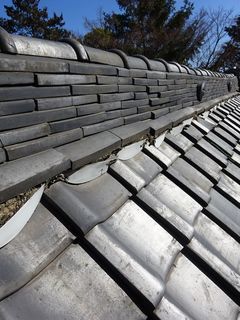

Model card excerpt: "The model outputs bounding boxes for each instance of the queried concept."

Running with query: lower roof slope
[0,95,240,319]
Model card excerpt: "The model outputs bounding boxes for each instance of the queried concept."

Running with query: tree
[0,0,71,40]
[191,7,233,69]
[210,15,240,73]
[83,0,207,63]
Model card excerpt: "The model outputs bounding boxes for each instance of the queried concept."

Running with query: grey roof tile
[189,213,240,291]
[213,127,238,147]
[224,118,240,133]
[0,99,35,116]
[110,122,150,147]
[83,118,124,136]
[0,123,50,146]
[57,131,121,170]
[182,125,205,143]
[86,200,182,306]
[219,121,240,139]
[184,147,222,183]
[144,174,202,228]
[0,85,71,102]
[0,244,145,320]
[149,116,172,136]
[155,253,239,320]
[45,173,130,234]
[207,188,240,237]
[205,131,234,156]
[196,139,228,167]
[109,151,161,192]
[217,172,240,206]
[36,96,73,111]
[0,203,73,300]
[36,74,96,86]
[144,142,181,168]
[168,158,213,205]
[5,128,83,160]
[165,132,194,154]
[0,149,70,203]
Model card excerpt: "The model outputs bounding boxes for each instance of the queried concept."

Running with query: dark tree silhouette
[83,0,207,63]
[0,0,71,40]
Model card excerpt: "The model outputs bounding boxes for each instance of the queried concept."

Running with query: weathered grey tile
[144,142,181,168]
[217,173,240,205]
[72,94,98,106]
[110,151,161,192]
[149,116,172,137]
[72,84,118,95]
[207,188,240,237]
[110,122,150,146]
[189,213,240,291]
[0,245,145,320]
[118,85,146,93]
[0,149,70,203]
[0,54,69,73]
[99,92,134,103]
[77,102,121,116]
[0,86,71,102]
[50,112,106,133]
[57,131,121,169]
[165,132,194,154]
[124,112,151,124]
[184,147,222,183]
[167,160,212,205]
[225,161,240,183]
[36,96,73,111]
[83,118,124,136]
[0,107,76,131]
[151,107,169,119]
[121,99,141,109]
[46,173,130,234]
[182,125,205,143]
[137,187,194,239]
[86,200,182,306]
[97,75,119,84]
[196,139,228,167]
[0,72,34,85]
[121,107,137,117]
[135,92,148,100]
[0,123,50,146]
[0,203,73,300]
[209,113,222,123]
[205,131,234,156]
[145,174,202,228]
[0,99,35,116]
[214,127,238,147]
[219,121,240,139]
[155,253,239,320]
[5,129,83,160]
[69,61,117,75]
[36,74,96,86]
[85,46,124,67]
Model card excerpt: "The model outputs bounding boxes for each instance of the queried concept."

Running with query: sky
[0,0,239,36]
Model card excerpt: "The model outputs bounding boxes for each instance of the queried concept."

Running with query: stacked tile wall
[0,30,238,165]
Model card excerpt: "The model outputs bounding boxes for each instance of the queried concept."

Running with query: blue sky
[0,0,239,36]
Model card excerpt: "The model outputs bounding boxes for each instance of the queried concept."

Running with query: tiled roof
[0,29,240,319]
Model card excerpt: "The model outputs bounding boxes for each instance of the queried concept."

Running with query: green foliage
[83,0,207,63]
[0,0,71,40]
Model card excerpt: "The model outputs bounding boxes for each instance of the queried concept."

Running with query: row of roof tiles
[1,95,240,319]
[0,27,234,77]
[0,91,236,204]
